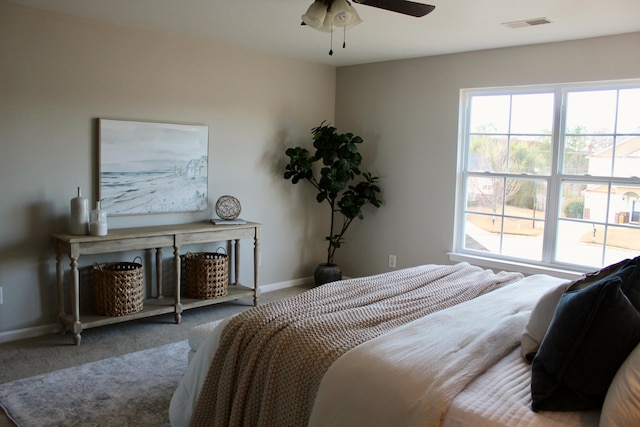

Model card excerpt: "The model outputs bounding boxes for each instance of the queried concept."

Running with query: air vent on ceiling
[502,17,552,29]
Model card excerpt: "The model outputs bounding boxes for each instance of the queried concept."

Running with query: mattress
[187,318,227,364]
[442,347,601,427]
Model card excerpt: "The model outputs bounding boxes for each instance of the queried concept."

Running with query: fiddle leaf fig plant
[284,122,383,265]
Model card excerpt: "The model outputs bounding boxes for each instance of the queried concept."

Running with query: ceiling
[9,0,640,67]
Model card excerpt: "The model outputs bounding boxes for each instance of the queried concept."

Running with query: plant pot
[314,263,342,286]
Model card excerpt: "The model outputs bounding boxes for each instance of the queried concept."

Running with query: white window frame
[451,79,640,277]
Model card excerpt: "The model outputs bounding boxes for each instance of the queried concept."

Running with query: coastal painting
[98,119,209,215]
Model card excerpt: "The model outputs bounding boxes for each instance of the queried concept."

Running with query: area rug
[0,340,189,427]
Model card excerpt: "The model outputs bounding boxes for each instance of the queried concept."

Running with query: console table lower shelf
[58,285,256,332]
[52,221,262,345]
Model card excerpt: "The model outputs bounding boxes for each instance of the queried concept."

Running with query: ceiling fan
[301,0,436,55]
[353,0,435,18]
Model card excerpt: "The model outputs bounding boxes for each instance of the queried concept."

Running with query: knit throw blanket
[189,262,524,427]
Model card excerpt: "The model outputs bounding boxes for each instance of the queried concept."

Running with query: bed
[169,259,640,427]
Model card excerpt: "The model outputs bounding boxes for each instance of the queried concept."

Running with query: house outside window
[455,81,640,271]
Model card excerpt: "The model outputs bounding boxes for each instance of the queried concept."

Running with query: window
[455,81,640,271]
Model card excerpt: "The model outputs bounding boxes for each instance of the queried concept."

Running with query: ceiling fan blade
[354,0,435,17]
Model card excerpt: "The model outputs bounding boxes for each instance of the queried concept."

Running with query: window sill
[447,252,585,280]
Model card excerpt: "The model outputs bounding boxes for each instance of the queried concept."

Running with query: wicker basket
[184,250,229,299]
[92,257,144,316]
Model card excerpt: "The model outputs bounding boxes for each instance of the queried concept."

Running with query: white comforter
[172,263,523,427]
[308,274,567,427]
[171,273,568,427]
[170,315,235,427]
[443,347,600,427]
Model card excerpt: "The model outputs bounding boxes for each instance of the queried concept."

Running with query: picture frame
[98,119,209,215]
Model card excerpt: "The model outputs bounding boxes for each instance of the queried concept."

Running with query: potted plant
[284,122,383,285]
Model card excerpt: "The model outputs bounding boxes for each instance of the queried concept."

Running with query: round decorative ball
[215,195,241,220]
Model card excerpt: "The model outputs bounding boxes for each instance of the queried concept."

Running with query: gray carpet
[0,285,312,426]
[0,340,190,426]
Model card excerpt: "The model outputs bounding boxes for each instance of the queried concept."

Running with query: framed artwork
[98,119,209,215]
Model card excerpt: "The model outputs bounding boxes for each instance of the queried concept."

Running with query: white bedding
[308,274,566,427]
[443,347,600,427]
[170,273,580,427]
[169,316,235,427]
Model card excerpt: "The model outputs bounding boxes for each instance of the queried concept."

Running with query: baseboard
[259,277,313,293]
[0,323,61,344]
[0,278,312,344]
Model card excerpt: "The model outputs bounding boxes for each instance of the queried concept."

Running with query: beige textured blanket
[189,262,523,427]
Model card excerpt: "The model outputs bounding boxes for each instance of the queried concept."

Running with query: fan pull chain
[343,26,346,49]
[329,24,334,55]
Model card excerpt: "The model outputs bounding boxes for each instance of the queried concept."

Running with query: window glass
[468,135,508,172]
[457,81,640,270]
[469,95,510,133]
[465,176,505,216]
[565,90,617,135]
[612,137,640,178]
[509,136,551,175]
[562,135,613,175]
[616,88,640,134]
[510,93,554,134]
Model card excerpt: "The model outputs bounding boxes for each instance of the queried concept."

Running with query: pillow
[569,257,640,291]
[616,256,640,312]
[600,342,640,427]
[521,280,572,362]
[531,274,640,411]
[521,258,630,362]
[568,258,630,292]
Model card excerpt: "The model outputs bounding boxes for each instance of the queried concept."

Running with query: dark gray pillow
[567,258,630,292]
[521,258,632,363]
[618,257,640,311]
[531,271,640,411]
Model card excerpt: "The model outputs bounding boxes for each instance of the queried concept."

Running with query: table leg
[70,256,82,345]
[234,239,240,286]
[55,252,66,335]
[253,233,260,306]
[173,246,182,324]
[156,247,163,299]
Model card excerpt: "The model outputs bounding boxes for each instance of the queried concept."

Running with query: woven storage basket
[92,257,144,316]
[184,250,228,299]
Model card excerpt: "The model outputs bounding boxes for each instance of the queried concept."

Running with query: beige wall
[2,0,639,339]
[0,1,335,336]
[335,32,640,278]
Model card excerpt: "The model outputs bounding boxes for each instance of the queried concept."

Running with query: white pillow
[520,280,572,361]
[600,342,640,427]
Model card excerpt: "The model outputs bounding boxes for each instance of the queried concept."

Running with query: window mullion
[542,88,565,264]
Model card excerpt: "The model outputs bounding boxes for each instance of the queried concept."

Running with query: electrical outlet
[388,254,397,269]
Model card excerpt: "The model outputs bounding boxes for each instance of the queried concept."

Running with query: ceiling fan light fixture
[301,0,369,55]
[302,1,331,32]
[302,0,363,33]
[329,0,363,28]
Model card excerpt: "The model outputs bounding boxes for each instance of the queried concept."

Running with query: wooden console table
[52,221,261,345]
